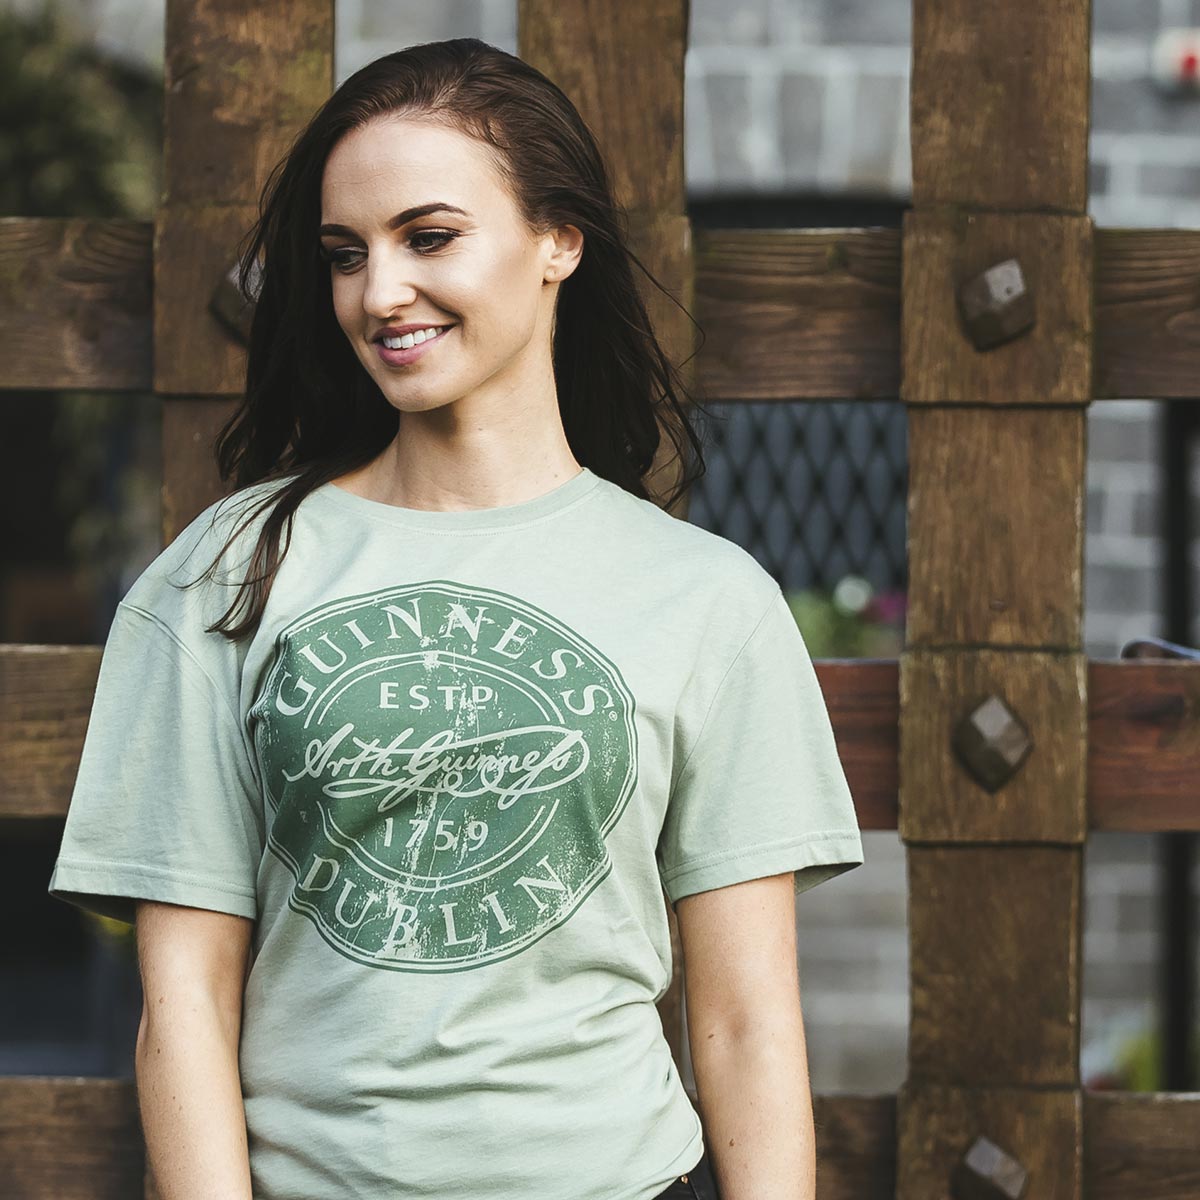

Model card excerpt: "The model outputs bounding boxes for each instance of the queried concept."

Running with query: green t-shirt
[49,464,864,1200]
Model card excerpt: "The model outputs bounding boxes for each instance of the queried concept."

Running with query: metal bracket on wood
[209,254,264,346]
[950,1134,1029,1200]
[1119,635,1200,661]
[951,693,1034,792]
[956,257,1036,350]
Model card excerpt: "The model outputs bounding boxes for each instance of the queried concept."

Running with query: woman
[48,38,864,1200]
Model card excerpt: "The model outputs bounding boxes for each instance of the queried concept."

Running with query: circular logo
[252,581,637,972]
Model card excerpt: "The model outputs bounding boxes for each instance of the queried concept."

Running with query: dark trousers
[650,1149,721,1199]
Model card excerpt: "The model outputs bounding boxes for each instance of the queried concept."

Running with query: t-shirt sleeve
[47,599,266,927]
[657,584,865,907]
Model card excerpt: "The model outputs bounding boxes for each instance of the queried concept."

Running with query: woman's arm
[134,900,255,1200]
[676,872,817,1200]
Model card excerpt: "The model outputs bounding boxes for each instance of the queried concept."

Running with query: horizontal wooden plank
[8,1080,1197,1199]
[5,648,1197,831]
[0,644,100,818]
[693,226,902,401]
[0,1077,893,1199]
[818,660,900,833]
[0,218,152,392]
[1087,658,1200,833]
[8,220,1199,399]
[898,1080,1081,1199]
[1083,1089,1200,1200]
[1093,227,1200,401]
[0,1076,143,1200]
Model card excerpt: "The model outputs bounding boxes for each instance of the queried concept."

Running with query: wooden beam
[693,227,901,401]
[157,0,333,538]
[1083,1089,1200,1198]
[910,1,1089,210]
[0,1077,144,1199]
[0,218,151,392]
[0,1078,898,1200]
[8,653,1196,831]
[8,222,1200,400]
[1093,227,1200,401]
[6,1080,1199,1200]
[899,0,1091,1193]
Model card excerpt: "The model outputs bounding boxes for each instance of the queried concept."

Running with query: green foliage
[0,1,162,218]
[783,574,906,658]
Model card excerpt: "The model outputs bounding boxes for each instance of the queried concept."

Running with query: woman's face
[318,115,580,416]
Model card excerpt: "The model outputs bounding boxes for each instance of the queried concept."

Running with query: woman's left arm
[675,872,816,1200]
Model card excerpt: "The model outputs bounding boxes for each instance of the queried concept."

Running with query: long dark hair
[193,37,710,640]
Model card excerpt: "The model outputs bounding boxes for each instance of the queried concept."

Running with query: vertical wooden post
[155,0,333,540]
[518,0,694,1070]
[897,2,1092,1197]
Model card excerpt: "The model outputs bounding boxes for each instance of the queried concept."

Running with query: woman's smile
[374,323,455,367]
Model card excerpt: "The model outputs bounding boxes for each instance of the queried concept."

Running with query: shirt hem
[48,857,258,923]
[614,1108,705,1200]
[660,828,864,895]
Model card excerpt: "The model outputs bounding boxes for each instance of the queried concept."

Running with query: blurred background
[2,0,1198,1097]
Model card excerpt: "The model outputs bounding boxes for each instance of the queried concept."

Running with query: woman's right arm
[134,900,255,1200]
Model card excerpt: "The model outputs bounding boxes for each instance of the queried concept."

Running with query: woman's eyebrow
[318,202,470,237]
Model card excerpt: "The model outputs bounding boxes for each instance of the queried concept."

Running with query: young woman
[48,38,864,1200]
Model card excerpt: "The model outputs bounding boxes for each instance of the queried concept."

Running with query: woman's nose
[361,256,420,316]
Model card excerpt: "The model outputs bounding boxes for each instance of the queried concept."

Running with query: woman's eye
[320,230,456,272]
[321,248,361,271]
[411,230,456,252]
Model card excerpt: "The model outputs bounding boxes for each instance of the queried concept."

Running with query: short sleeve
[657,585,865,906]
[47,601,266,926]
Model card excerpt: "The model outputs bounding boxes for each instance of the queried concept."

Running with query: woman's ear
[545,223,584,283]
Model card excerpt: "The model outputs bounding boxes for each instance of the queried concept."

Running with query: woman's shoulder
[600,477,779,610]
[119,473,297,631]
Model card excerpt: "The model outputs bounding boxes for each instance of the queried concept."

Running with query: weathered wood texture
[905,406,1086,647]
[10,221,1200,401]
[0,218,152,392]
[693,227,901,401]
[520,0,691,508]
[0,645,100,819]
[898,1082,1081,1200]
[1088,659,1200,831]
[0,1079,901,1200]
[908,847,1082,1085]
[900,649,1087,843]
[901,212,1093,406]
[1093,228,1200,400]
[162,396,240,541]
[910,0,1089,210]
[9,1081,1200,1200]
[10,655,1198,831]
[1083,1090,1200,1199]
[0,1078,145,1200]
[898,0,1092,1194]
[157,0,333,539]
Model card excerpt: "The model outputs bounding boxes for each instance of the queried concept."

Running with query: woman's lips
[374,325,453,367]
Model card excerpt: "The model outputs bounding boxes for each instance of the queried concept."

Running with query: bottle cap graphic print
[251,579,637,972]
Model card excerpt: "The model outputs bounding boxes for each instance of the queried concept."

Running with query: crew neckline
[311,465,603,531]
